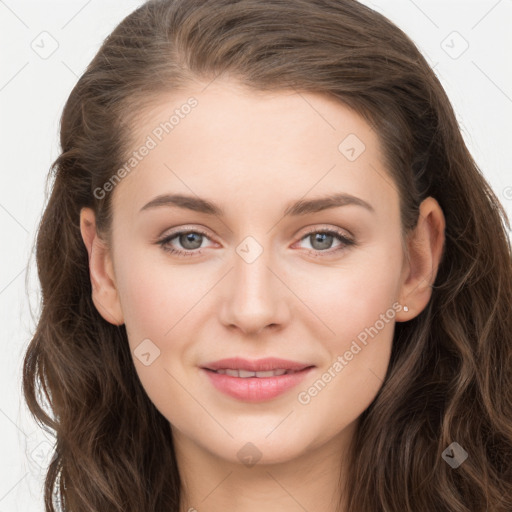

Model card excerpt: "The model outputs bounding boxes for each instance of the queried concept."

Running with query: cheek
[292,242,400,421]
[114,253,199,421]
[299,240,403,339]
[303,266,396,390]
[113,247,208,387]
[294,294,396,450]
[115,247,200,344]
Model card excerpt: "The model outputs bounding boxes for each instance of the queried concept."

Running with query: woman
[23,0,512,510]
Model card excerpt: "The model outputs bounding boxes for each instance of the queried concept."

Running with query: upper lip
[202,357,314,372]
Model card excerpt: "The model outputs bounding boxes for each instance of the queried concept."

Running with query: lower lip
[201,367,314,402]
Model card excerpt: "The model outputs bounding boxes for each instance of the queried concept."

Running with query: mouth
[204,368,309,377]
[200,357,315,402]
[201,356,313,373]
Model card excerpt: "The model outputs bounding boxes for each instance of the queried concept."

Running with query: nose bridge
[233,234,277,308]
[219,233,289,334]
[234,236,272,299]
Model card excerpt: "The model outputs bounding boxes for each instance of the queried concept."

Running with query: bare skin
[80,79,445,511]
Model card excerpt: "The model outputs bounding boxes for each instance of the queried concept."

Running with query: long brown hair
[23,0,512,510]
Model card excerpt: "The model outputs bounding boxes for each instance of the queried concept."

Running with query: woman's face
[82,79,439,466]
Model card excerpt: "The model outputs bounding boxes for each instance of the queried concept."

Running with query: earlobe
[396,196,446,321]
[79,207,124,326]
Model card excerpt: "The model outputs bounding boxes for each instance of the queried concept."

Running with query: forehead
[111,79,397,221]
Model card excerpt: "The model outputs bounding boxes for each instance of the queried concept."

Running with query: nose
[218,243,291,336]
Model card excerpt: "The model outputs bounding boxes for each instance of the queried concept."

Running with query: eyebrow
[139,192,375,216]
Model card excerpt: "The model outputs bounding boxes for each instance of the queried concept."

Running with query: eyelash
[157,227,356,258]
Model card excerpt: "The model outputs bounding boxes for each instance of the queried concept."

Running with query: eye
[294,227,355,256]
[157,226,356,258]
[157,228,214,257]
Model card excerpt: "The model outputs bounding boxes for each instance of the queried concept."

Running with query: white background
[1,0,511,510]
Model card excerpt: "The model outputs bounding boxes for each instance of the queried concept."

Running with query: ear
[396,196,445,321]
[80,207,124,326]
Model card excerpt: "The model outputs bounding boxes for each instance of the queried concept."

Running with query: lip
[201,357,315,402]
[202,357,312,372]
